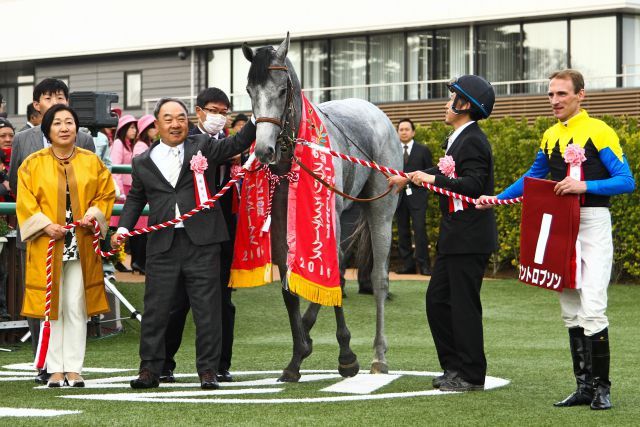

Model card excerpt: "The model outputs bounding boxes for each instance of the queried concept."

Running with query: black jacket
[400,141,433,208]
[426,122,497,254]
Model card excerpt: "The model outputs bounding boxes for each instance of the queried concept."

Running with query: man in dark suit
[161,88,238,383]
[391,75,497,392]
[9,78,95,384]
[19,103,41,132]
[112,98,255,390]
[394,118,433,275]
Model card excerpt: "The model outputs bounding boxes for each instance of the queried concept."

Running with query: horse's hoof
[370,361,389,374]
[277,370,301,383]
[338,358,360,378]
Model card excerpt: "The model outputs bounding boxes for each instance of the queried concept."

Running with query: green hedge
[413,115,639,281]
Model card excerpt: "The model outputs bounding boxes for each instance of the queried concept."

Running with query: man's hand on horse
[475,195,496,210]
[554,176,587,196]
[387,175,410,193]
[408,171,435,186]
[110,233,127,250]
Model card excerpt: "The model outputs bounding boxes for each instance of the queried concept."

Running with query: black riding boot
[590,328,612,410]
[554,327,593,407]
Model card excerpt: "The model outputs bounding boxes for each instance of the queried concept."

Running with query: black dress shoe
[395,266,416,274]
[159,369,175,383]
[199,370,220,390]
[115,262,132,273]
[35,369,51,384]
[419,266,432,276]
[432,370,458,389]
[130,368,159,389]
[216,370,233,382]
[439,376,484,392]
[131,262,145,275]
[553,388,593,407]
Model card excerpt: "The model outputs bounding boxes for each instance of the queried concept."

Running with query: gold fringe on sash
[229,264,273,288]
[287,272,343,307]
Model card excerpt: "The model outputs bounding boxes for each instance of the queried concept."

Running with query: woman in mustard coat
[17,104,115,387]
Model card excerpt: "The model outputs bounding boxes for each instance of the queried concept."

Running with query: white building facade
[1,0,639,120]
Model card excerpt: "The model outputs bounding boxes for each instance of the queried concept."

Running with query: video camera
[69,92,119,134]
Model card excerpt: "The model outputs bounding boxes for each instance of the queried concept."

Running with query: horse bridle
[253,65,296,154]
[253,64,392,203]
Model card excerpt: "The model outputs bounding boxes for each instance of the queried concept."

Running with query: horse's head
[243,33,298,165]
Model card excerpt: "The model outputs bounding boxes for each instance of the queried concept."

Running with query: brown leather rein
[254,65,393,203]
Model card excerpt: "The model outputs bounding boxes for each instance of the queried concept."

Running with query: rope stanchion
[298,139,523,206]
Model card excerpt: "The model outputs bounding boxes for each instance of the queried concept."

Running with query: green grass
[1,279,639,426]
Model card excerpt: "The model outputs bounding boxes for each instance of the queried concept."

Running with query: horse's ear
[275,32,290,63]
[242,43,254,62]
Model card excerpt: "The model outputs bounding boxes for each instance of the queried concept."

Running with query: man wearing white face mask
[162,87,241,384]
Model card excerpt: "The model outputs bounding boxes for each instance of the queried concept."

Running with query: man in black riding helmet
[391,74,497,392]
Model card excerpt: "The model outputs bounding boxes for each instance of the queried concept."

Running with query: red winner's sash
[230,95,341,306]
[228,154,273,288]
[519,177,580,292]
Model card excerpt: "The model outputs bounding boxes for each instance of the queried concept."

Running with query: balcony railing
[143,72,640,114]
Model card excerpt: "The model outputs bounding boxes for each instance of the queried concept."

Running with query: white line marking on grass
[321,374,400,394]
[54,370,510,404]
[0,371,34,376]
[2,363,134,373]
[63,388,283,401]
[0,407,82,417]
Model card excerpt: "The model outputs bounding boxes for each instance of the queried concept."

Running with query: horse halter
[253,65,296,153]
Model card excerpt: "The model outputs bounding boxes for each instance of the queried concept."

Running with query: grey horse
[242,33,402,381]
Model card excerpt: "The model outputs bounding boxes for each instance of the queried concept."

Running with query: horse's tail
[350,212,373,275]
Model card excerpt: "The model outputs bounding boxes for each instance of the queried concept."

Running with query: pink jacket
[111,138,133,195]
[132,140,151,158]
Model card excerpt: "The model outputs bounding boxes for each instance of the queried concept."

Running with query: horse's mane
[247,47,276,86]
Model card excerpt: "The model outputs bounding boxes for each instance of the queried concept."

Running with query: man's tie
[168,147,182,219]
[403,144,409,165]
[168,147,182,187]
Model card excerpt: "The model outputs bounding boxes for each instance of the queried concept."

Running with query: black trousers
[163,238,235,372]
[129,234,147,269]
[426,252,490,385]
[139,230,221,375]
[396,196,430,270]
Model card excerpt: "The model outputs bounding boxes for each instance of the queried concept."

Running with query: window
[622,15,640,87]
[570,16,617,89]
[17,75,35,115]
[407,32,433,100]
[208,48,231,100]
[369,33,404,103]
[330,37,367,100]
[477,24,523,95]
[523,21,567,93]
[303,40,329,103]
[232,47,252,111]
[434,28,470,98]
[125,71,142,108]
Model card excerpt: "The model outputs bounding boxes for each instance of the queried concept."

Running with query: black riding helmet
[447,75,495,120]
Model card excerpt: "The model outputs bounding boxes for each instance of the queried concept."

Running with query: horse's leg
[270,180,313,383]
[279,280,313,382]
[366,202,393,374]
[334,305,360,377]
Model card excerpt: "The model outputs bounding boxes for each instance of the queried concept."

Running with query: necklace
[51,146,75,161]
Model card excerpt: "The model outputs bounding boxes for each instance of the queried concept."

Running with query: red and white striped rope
[297,139,523,206]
